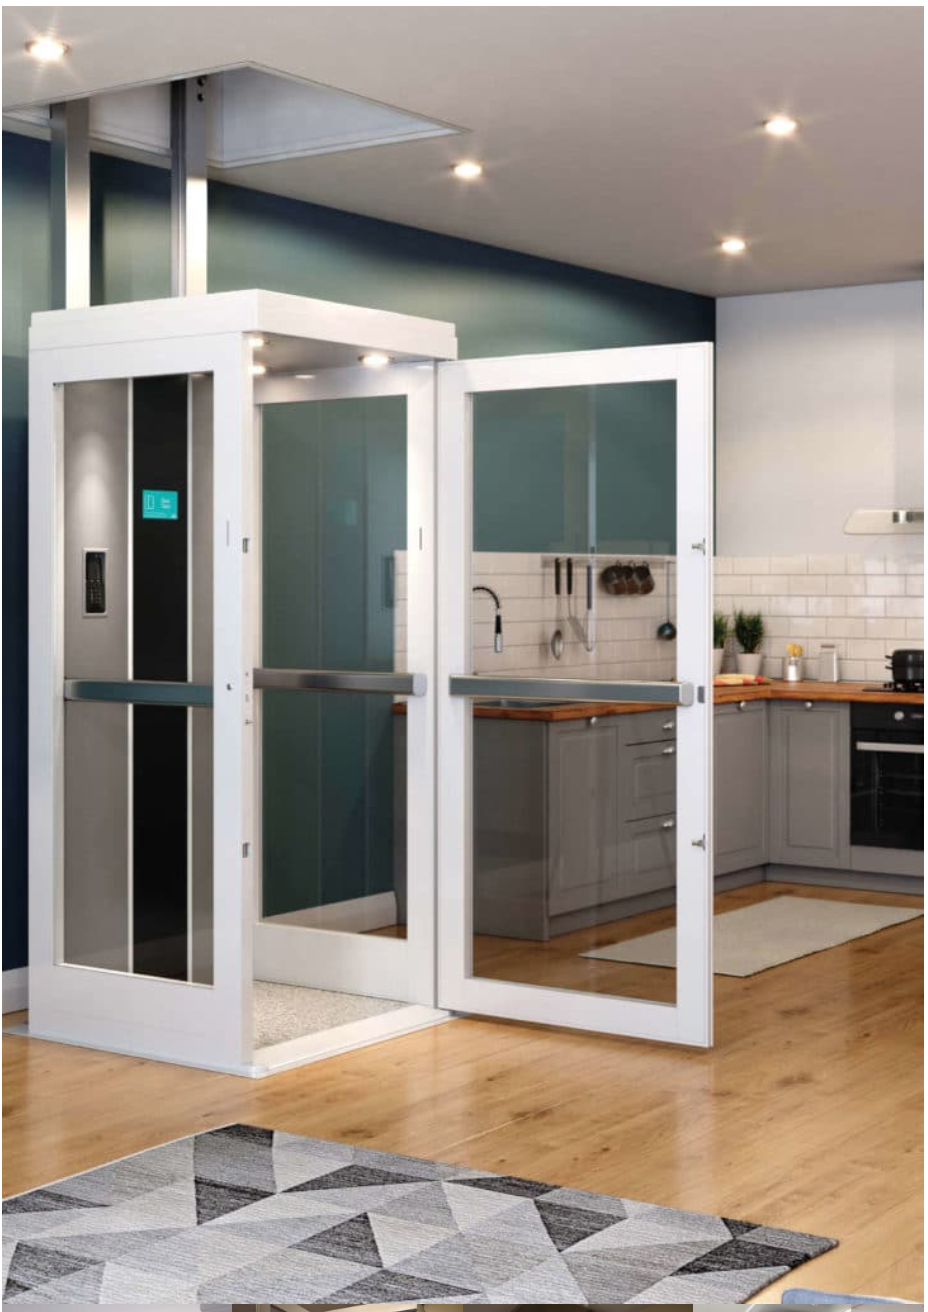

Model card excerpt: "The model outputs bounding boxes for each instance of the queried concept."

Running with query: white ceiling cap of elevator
[5,62,462,168]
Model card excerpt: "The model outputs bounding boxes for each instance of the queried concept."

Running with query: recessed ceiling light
[763,114,798,137]
[251,363,267,377]
[452,161,483,181]
[719,236,747,255]
[248,335,266,348]
[359,352,391,368]
[25,35,69,62]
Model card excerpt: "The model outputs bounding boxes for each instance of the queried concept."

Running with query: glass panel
[261,395,408,935]
[61,375,214,983]
[470,382,677,1003]
[261,690,407,939]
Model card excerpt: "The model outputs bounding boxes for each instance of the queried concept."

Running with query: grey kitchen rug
[2,1123,835,1304]
[581,895,924,977]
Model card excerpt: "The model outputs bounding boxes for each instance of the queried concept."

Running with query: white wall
[717,281,924,557]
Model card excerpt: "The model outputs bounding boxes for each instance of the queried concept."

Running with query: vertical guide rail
[170,79,209,298]
[50,99,91,310]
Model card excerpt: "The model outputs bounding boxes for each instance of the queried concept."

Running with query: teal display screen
[142,489,179,521]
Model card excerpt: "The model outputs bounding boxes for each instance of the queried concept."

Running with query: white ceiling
[2,6,923,297]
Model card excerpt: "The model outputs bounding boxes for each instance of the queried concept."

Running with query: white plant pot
[713,648,725,676]
[736,652,764,675]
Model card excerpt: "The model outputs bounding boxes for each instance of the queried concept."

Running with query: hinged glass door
[252,364,436,1015]
[437,343,714,1046]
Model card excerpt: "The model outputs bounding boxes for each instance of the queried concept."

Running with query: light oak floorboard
[3,882,922,1301]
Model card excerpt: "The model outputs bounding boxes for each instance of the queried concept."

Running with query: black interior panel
[132,375,189,978]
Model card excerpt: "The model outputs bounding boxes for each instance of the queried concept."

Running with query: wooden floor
[4,881,923,1301]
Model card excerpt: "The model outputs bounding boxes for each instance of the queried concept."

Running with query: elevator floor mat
[1,1124,837,1303]
[254,981,407,1048]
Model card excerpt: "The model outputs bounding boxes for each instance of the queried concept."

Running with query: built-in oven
[851,704,924,851]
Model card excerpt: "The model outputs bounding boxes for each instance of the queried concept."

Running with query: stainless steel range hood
[844,507,925,535]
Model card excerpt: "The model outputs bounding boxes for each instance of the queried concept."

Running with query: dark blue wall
[2,130,714,971]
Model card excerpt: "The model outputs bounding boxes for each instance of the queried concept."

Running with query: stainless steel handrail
[448,675,695,706]
[254,668,427,696]
[855,740,924,755]
[64,679,213,707]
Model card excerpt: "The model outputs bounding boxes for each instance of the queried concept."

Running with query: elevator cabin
[28,290,714,1075]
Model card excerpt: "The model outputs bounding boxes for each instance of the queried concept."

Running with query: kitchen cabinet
[548,717,621,916]
[769,700,851,869]
[714,700,768,874]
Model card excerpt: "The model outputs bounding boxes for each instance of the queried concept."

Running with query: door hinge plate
[242,842,250,857]
[692,835,706,849]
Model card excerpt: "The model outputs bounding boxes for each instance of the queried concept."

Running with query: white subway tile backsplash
[865,575,905,596]
[713,551,924,680]
[770,554,808,575]
[398,551,923,686]
[886,596,924,618]
[807,554,847,575]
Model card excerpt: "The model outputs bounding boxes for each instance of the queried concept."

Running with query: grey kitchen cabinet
[769,700,851,869]
[547,717,621,916]
[714,700,768,875]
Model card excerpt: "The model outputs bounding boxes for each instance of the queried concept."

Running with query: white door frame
[250,365,438,1008]
[436,343,714,1047]
[28,330,255,1072]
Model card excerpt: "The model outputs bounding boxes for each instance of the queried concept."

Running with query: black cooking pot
[888,648,924,684]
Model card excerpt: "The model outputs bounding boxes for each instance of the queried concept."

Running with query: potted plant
[713,612,729,676]
[734,610,765,675]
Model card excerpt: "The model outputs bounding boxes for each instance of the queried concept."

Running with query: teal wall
[2,129,714,964]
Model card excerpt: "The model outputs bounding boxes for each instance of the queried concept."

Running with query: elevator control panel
[83,549,107,616]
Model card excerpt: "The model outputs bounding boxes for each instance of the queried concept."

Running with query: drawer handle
[804,700,814,709]
[588,715,599,727]
[661,818,676,829]
[738,700,748,710]
[662,745,676,755]
[662,720,674,731]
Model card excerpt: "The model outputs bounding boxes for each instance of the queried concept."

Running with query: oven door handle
[855,740,924,755]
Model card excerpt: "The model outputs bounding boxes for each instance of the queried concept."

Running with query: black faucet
[472,585,503,653]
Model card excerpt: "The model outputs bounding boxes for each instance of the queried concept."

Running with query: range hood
[843,507,924,535]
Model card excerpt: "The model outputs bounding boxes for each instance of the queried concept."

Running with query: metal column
[50,99,91,309]
[170,77,209,297]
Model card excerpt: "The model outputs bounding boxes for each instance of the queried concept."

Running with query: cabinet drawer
[617,813,677,898]
[618,709,677,746]
[621,738,677,819]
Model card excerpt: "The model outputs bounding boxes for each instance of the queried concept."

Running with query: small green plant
[713,611,730,649]
[734,609,765,654]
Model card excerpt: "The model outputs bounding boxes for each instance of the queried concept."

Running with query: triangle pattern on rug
[328,1267,482,1303]
[285,1163,424,1192]
[367,1210,457,1269]
[293,1211,384,1267]
[535,1197,625,1251]
[194,1178,274,1225]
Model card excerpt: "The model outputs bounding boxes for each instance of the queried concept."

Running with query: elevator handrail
[63,679,213,707]
[253,667,426,696]
[449,674,696,706]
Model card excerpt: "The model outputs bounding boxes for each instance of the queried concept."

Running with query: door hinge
[691,538,706,554]
[242,842,250,857]
[242,537,250,553]
[692,835,706,849]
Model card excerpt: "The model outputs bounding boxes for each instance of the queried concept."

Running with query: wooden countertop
[394,679,923,720]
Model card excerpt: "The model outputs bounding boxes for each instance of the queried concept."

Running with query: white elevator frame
[28,289,456,1076]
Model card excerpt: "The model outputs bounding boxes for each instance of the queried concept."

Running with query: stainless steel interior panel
[63,380,131,970]
[63,700,129,970]
[64,379,129,679]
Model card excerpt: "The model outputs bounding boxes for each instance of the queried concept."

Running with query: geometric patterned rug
[2,1124,837,1304]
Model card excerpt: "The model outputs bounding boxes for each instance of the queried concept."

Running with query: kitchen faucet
[472,585,504,653]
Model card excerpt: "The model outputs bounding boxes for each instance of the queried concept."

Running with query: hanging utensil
[601,562,622,595]
[657,561,676,640]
